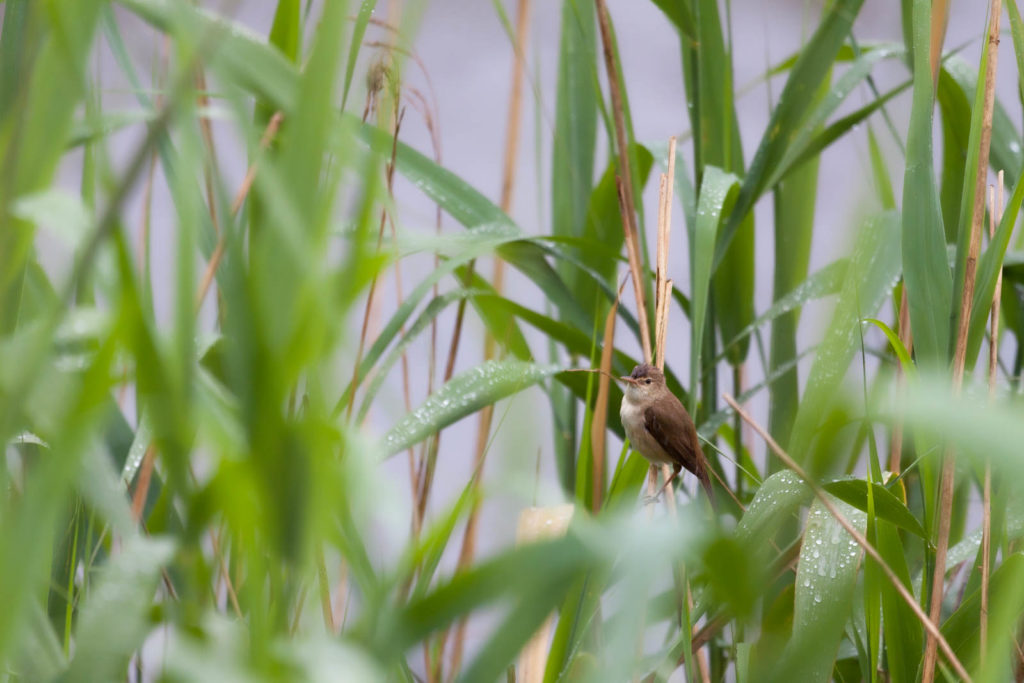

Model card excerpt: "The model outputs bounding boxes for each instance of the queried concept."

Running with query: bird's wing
[643,402,712,496]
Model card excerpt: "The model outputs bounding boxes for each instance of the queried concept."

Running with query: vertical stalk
[447,1,531,676]
[923,3,1000,681]
[981,174,1004,658]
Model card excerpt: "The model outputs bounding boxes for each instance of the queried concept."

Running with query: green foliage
[3,0,1024,681]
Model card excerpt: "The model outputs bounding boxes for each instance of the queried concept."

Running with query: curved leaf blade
[382,360,562,457]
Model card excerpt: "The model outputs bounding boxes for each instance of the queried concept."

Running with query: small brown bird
[619,363,713,501]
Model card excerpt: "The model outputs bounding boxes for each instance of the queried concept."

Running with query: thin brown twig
[195,68,221,238]
[194,112,284,312]
[887,286,913,473]
[723,393,972,683]
[130,445,156,523]
[924,3,1000,680]
[347,106,406,420]
[208,520,242,618]
[596,0,652,363]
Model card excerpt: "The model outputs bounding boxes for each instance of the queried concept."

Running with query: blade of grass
[902,0,952,370]
[383,360,562,457]
[689,167,739,415]
[341,0,378,110]
[770,497,865,682]
[788,212,902,474]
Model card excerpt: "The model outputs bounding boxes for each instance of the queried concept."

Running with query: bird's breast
[619,397,672,464]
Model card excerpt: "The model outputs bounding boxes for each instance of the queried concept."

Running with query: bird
[619,363,713,502]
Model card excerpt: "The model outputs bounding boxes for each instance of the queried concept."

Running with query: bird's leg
[657,465,681,497]
[643,465,680,504]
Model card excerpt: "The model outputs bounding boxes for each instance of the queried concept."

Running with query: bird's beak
[619,376,635,384]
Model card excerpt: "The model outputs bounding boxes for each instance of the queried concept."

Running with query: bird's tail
[698,466,717,510]
[693,440,716,510]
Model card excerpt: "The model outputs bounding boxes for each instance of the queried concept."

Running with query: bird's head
[619,363,665,401]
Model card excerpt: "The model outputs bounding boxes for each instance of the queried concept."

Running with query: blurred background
[13,0,1022,679]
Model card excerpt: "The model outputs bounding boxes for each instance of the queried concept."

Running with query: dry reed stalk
[347,105,405,420]
[663,136,677,349]
[596,0,652,362]
[359,33,446,534]
[929,0,951,83]
[658,280,672,369]
[208,520,242,618]
[337,99,407,638]
[130,445,157,522]
[415,303,464,531]
[195,67,221,236]
[723,394,973,682]
[591,293,621,512]
[654,138,676,371]
[654,143,679,504]
[981,172,1005,658]
[887,287,913,473]
[923,3,1000,680]
[447,2,532,676]
[358,45,445,407]
[652,169,674,503]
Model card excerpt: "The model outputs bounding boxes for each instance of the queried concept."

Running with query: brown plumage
[619,363,713,502]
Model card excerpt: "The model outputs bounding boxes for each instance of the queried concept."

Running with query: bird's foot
[642,492,663,506]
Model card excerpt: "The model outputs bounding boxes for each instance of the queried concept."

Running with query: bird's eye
[645,379,652,385]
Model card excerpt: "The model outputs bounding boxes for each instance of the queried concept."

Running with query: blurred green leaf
[383,360,562,457]
[60,537,175,682]
[121,0,299,109]
[372,535,594,659]
[342,0,377,109]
